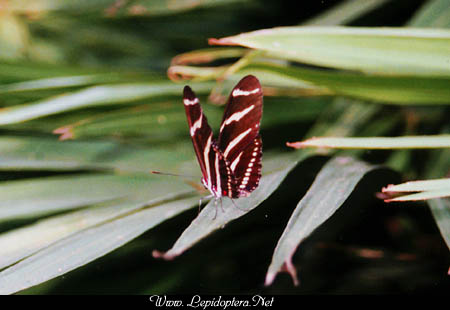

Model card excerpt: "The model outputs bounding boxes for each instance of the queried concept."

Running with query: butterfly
[183,75,263,203]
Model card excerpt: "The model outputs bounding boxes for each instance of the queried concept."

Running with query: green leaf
[210,26,450,76]
[51,96,329,140]
[0,173,193,221]
[383,178,450,192]
[53,102,223,140]
[171,61,450,104]
[243,62,450,104]
[7,0,248,16]
[408,0,450,28]
[265,156,377,286]
[0,196,199,295]
[104,0,248,17]
[303,0,391,26]
[0,81,215,125]
[287,135,450,149]
[428,199,450,250]
[0,197,151,270]
[0,61,122,82]
[385,189,450,202]
[0,135,196,174]
[425,149,450,250]
[152,153,302,260]
[0,74,124,94]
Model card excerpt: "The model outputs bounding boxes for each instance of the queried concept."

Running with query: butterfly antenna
[151,170,199,179]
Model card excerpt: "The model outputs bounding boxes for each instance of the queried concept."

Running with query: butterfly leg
[230,198,247,212]
[213,198,219,220]
[219,197,225,213]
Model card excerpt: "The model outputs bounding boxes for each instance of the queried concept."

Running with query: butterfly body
[183,75,263,200]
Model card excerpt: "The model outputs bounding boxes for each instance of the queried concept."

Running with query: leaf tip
[264,272,276,287]
[208,37,235,46]
[53,126,74,141]
[281,260,299,286]
[381,184,395,193]
[265,260,299,287]
[286,141,303,149]
[152,249,178,261]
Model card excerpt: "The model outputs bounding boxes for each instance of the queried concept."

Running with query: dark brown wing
[217,75,263,166]
[219,134,262,198]
[183,86,219,196]
[217,75,263,197]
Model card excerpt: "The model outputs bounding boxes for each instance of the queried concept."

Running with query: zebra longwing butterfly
[183,75,263,199]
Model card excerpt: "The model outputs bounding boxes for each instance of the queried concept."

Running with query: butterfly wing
[217,75,263,197]
[183,86,219,195]
[219,134,262,198]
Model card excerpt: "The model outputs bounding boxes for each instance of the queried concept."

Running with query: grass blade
[287,135,450,149]
[303,0,390,26]
[171,61,450,104]
[152,153,303,260]
[425,148,450,250]
[0,135,197,174]
[0,196,199,295]
[382,178,450,192]
[265,156,376,286]
[0,173,193,221]
[408,0,450,28]
[0,196,154,270]
[0,74,123,94]
[384,189,450,202]
[210,26,450,76]
[0,81,214,125]
[428,198,450,250]
[249,62,450,104]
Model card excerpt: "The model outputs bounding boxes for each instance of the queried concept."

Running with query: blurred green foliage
[0,0,448,294]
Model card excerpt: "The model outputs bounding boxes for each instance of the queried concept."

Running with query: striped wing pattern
[183,75,263,199]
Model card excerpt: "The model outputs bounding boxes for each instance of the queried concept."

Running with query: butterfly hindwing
[231,134,262,196]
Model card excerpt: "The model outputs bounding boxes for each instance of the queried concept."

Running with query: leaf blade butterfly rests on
[183,75,263,210]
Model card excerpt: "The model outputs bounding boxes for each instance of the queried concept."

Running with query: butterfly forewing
[218,75,263,197]
[218,75,263,161]
[183,86,218,194]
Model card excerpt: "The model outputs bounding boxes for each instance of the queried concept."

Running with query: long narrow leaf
[0,135,196,174]
[0,74,123,94]
[408,0,450,28]
[0,193,193,270]
[210,26,450,76]
[245,62,450,104]
[384,189,450,202]
[171,61,450,104]
[265,156,376,286]
[428,199,450,251]
[304,0,390,26]
[0,81,215,125]
[0,196,199,295]
[0,173,192,221]
[382,178,450,192]
[425,149,450,250]
[152,153,303,260]
[287,135,450,149]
